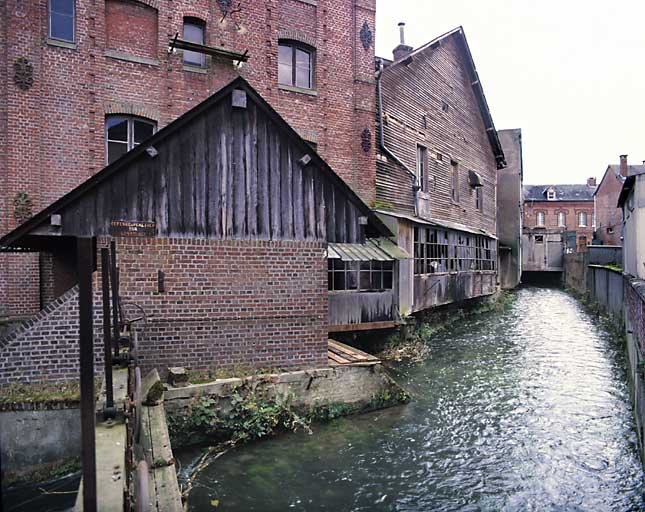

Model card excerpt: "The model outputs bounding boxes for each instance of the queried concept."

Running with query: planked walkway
[328,339,380,366]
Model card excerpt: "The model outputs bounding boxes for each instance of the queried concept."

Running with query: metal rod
[110,241,120,359]
[101,248,114,411]
[77,237,97,512]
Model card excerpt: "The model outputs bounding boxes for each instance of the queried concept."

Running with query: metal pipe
[101,248,114,413]
[110,241,120,359]
[77,237,97,512]
[135,460,150,512]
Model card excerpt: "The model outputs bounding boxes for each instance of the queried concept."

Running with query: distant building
[618,167,645,280]
[523,180,596,272]
[497,129,523,289]
[375,25,506,314]
[595,155,644,246]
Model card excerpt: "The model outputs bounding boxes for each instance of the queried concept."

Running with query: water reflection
[181,287,645,511]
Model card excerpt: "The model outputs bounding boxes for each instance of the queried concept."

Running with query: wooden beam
[328,321,396,333]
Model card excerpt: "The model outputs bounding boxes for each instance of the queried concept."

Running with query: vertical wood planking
[232,106,246,236]
[246,104,258,238]
[325,179,335,242]
[335,188,347,242]
[156,141,169,236]
[269,128,281,238]
[167,136,183,236]
[315,175,326,239]
[293,156,304,239]
[181,130,196,236]
[194,116,207,237]
[280,135,292,238]
[256,109,270,238]
[304,165,316,239]
[126,160,139,221]
[139,158,154,225]
[224,103,234,237]
[206,106,221,238]
[347,203,357,243]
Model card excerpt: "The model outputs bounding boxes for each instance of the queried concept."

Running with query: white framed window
[49,0,75,42]
[578,211,587,227]
[536,211,545,227]
[558,212,566,227]
[183,18,206,67]
[106,115,156,164]
[547,188,556,200]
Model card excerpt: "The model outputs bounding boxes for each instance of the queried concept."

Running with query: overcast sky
[375,0,645,185]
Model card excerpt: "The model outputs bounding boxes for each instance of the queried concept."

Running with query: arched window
[183,17,206,67]
[578,211,587,227]
[536,211,545,227]
[105,115,156,164]
[278,40,315,89]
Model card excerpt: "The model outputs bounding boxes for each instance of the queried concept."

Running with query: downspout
[376,58,419,217]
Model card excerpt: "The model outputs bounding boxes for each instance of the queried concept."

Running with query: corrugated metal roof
[328,238,411,261]
[374,209,497,239]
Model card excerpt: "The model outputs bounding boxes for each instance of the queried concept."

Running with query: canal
[179,287,645,511]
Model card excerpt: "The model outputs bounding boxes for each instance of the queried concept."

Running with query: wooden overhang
[382,26,507,170]
[0,77,393,252]
[374,209,497,240]
[168,35,249,64]
[328,238,410,261]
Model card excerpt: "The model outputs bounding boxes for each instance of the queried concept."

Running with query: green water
[178,287,645,511]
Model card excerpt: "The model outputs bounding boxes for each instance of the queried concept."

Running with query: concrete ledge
[104,49,159,67]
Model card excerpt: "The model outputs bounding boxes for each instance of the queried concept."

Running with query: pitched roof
[378,27,506,170]
[523,184,596,202]
[618,167,645,207]
[1,77,391,250]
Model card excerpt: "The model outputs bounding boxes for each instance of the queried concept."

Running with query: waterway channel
[178,287,645,511]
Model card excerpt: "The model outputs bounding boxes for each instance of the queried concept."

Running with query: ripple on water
[179,287,645,512]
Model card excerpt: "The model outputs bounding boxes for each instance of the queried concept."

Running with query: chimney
[619,154,628,177]
[587,177,596,187]
[393,22,413,61]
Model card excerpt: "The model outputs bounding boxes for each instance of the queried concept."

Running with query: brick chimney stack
[587,177,596,187]
[393,22,413,61]
[619,154,628,177]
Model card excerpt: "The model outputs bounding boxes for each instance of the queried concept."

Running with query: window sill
[104,49,159,67]
[46,37,77,50]
[278,83,318,96]
[294,0,317,5]
[183,64,208,74]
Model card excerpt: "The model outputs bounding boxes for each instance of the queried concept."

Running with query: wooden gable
[1,78,389,249]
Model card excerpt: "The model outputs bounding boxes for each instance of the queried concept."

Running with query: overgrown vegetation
[187,366,284,385]
[3,458,80,487]
[0,379,102,405]
[167,382,410,448]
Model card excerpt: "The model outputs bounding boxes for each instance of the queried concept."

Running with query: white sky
[375,0,645,185]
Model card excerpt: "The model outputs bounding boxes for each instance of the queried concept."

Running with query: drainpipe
[376,58,419,217]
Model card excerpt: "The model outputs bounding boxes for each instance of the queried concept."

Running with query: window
[450,161,459,202]
[106,115,156,164]
[413,227,495,275]
[183,18,205,67]
[578,211,587,227]
[475,187,483,212]
[328,260,393,291]
[547,188,556,200]
[535,235,544,244]
[278,41,314,89]
[49,0,75,42]
[558,212,566,227]
[536,211,545,227]
[417,145,427,192]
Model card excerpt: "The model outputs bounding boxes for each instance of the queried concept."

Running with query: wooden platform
[328,339,380,366]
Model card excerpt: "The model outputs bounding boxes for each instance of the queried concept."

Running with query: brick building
[522,181,596,272]
[595,155,644,246]
[0,0,377,320]
[374,25,506,314]
[0,79,401,383]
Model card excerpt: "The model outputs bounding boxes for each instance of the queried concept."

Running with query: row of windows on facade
[49,0,315,89]
[534,211,591,228]
[328,260,394,292]
[413,227,496,275]
[417,145,483,212]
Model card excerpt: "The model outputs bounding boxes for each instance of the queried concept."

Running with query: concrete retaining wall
[0,404,80,483]
[588,265,624,320]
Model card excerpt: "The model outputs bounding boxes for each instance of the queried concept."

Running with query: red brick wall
[523,200,594,250]
[595,170,624,246]
[106,0,158,59]
[1,0,376,318]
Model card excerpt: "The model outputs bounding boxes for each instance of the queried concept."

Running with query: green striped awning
[327,238,410,261]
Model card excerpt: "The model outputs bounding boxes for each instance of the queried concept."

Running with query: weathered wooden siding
[378,35,497,235]
[328,291,394,326]
[57,94,366,243]
[413,272,497,312]
[375,159,416,215]
[522,230,564,272]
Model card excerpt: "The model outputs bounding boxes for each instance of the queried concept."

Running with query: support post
[110,240,120,359]
[101,248,114,415]
[77,237,97,512]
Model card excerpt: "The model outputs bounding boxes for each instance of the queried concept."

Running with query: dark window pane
[360,261,371,271]
[328,272,333,290]
[51,0,74,15]
[360,270,371,290]
[183,22,205,66]
[383,261,393,272]
[106,117,128,142]
[371,271,382,289]
[332,259,345,271]
[107,142,128,164]
[50,12,74,41]
[346,267,358,290]
[133,120,154,144]
[278,45,292,85]
[333,272,345,291]
[383,272,393,289]
[295,48,311,88]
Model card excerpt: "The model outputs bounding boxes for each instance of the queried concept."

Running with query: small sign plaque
[109,220,156,238]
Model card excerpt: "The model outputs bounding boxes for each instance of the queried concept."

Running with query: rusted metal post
[110,240,120,359]
[78,236,97,512]
[101,247,114,415]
